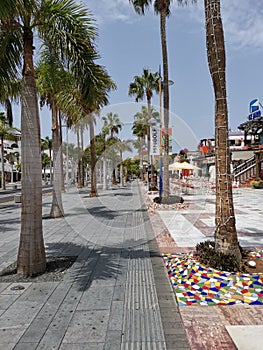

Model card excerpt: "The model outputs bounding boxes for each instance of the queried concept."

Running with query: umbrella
[169,161,201,171]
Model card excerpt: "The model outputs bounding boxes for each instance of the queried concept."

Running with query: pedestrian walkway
[0,181,189,350]
[143,184,263,350]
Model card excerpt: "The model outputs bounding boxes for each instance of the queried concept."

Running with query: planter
[14,195,21,203]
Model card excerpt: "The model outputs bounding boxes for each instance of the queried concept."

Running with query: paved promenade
[0,181,189,350]
[0,181,262,349]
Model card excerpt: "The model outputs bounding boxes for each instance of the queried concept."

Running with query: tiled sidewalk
[0,182,189,350]
[144,185,263,350]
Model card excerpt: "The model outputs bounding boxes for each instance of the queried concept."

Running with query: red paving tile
[184,325,237,350]
[217,305,263,325]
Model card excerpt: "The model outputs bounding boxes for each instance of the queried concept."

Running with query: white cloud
[80,0,136,24]
[222,0,263,51]
[185,0,263,52]
[81,0,263,52]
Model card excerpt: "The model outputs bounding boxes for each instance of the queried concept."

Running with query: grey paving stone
[60,344,104,350]
[13,343,38,350]
[62,310,110,343]
[77,284,114,310]
[0,294,19,309]
[0,283,11,293]
[0,182,190,349]
[19,282,72,343]
[104,330,122,350]
[108,300,124,331]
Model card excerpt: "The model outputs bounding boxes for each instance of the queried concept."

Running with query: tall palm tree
[101,119,110,190]
[57,64,116,197]
[102,112,122,139]
[129,1,196,197]
[133,107,147,178]
[116,139,133,186]
[0,0,98,276]
[129,68,159,164]
[102,112,122,185]
[204,0,241,263]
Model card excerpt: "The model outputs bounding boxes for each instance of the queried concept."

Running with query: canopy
[169,161,201,171]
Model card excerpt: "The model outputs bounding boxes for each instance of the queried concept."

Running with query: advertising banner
[150,126,160,155]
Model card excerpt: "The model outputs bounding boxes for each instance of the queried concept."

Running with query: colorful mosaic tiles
[248,250,263,260]
[163,253,263,306]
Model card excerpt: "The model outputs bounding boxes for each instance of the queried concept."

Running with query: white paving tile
[226,325,263,350]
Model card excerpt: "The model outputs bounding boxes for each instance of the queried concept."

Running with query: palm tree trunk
[205,0,241,263]
[59,111,65,192]
[89,120,97,197]
[17,28,46,276]
[80,127,85,187]
[0,137,5,190]
[103,141,108,190]
[139,136,144,180]
[120,150,124,187]
[76,130,82,188]
[50,103,64,218]
[160,11,170,198]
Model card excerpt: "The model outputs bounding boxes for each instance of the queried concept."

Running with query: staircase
[232,156,256,185]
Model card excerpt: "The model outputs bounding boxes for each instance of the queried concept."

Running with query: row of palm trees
[0,0,116,276]
[128,0,241,263]
[0,0,241,276]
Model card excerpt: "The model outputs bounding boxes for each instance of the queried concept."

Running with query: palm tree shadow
[46,238,153,292]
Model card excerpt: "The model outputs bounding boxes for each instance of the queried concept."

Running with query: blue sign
[249,99,260,113]
[248,99,261,120]
[248,110,261,120]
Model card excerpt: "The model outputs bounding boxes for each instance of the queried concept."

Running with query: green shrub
[195,240,240,272]
[250,179,263,188]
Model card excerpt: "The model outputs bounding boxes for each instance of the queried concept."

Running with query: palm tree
[41,152,50,184]
[102,112,122,139]
[129,68,159,164]
[57,64,116,197]
[132,106,149,180]
[204,0,241,263]
[101,119,110,190]
[102,112,122,185]
[132,105,159,188]
[41,136,53,184]
[0,0,98,276]
[129,1,196,197]
[116,139,133,186]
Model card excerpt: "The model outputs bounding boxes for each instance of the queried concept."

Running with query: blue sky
[78,0,263,151]
[11,0,263,151]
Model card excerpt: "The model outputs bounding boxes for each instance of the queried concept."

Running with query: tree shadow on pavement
[45,239,155,292]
